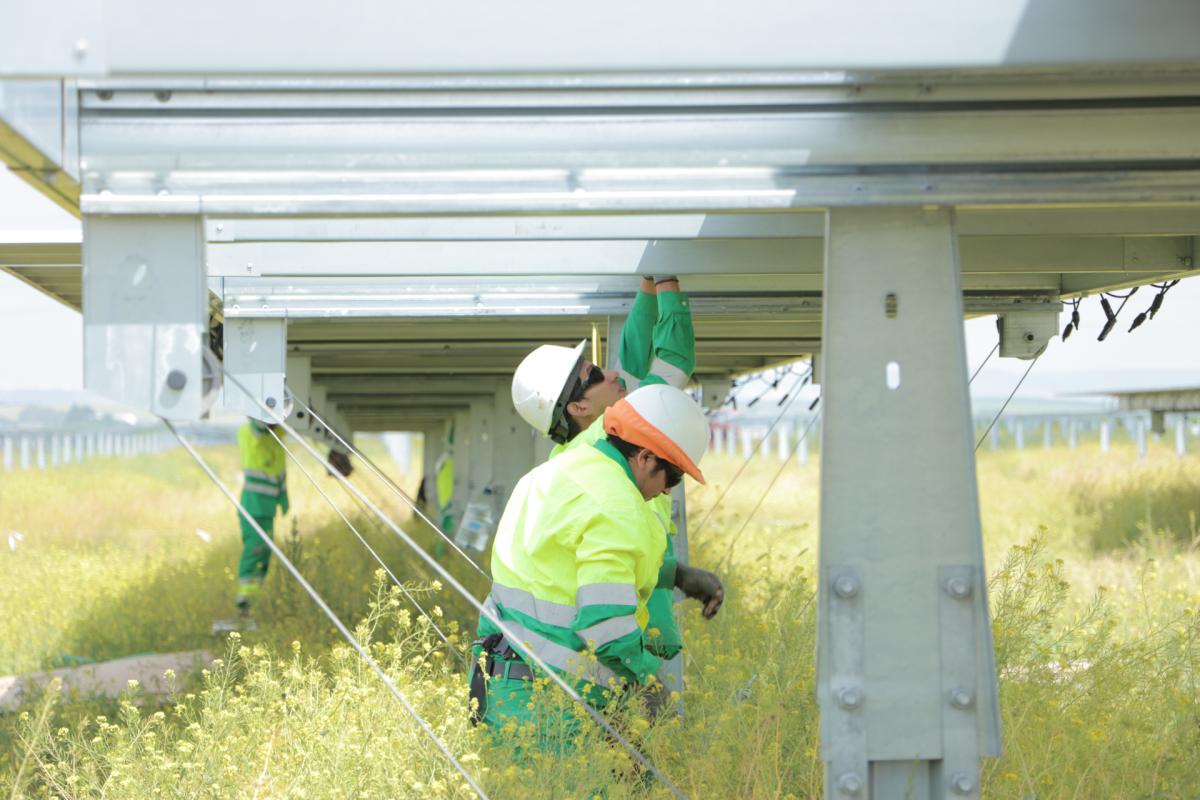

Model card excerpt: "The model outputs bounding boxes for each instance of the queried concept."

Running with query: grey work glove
[327,449,353,477]
[675,564,724,619]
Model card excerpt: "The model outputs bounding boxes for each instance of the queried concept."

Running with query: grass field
[1,433,1198,798]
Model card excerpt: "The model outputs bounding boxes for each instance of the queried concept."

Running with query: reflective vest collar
[592,438,637,488]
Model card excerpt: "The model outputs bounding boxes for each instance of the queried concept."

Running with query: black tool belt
[468,633,534,726]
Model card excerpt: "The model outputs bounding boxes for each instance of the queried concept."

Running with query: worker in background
[510,275,722,668]
[233,418,289,623]
[470,385,721,743]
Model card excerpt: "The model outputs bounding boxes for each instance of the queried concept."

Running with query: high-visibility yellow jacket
[238,420,288,517]
[478,439,666,692]
[546,287,695,659]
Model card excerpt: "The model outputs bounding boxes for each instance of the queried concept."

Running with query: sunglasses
[655,456,685,490]
[568,364,606,403]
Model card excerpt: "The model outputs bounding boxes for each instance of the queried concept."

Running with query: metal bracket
[997,309,1060,360]
[823,565,867,799]
[82,215,208,418]
[221,317,286,422]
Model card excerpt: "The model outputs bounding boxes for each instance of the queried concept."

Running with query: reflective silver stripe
[245,469,284,484]
[649,357,689,389]
[576,582,638,608]
[491,582,577,628]
[243,483,281,497]
[577,614,640,648]
[483,595,619,686]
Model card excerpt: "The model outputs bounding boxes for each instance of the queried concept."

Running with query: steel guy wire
[974,355,1041,452]
[264,426,465,666]
[969,342,999,386]
[288,391,490,582]
[228,373,688,800]
[163,420,489,800]
[715,405,822,573]
[691,367,812,539]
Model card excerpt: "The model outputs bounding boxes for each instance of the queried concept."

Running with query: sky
[1,166,1198,399]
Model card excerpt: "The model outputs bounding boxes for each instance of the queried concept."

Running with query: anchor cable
[289,392,489,581]
[164,420,489,800]
[225,372,689,800]
[264,426,463,665]
[975,356,1040,452]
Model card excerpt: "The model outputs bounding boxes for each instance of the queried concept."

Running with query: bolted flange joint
[949,687,974,709]
[950,772,976,795]
[944,576,972,599]
[833,575,860,599]
[836,686,864,710]
[837,772,864,796]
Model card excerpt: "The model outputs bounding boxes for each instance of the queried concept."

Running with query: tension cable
[165,420,490,800]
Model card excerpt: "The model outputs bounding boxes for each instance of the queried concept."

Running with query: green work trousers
[238,513,276,582]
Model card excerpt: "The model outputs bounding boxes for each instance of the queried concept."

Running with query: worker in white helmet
[471,385,721,741]
[509,276,721,674]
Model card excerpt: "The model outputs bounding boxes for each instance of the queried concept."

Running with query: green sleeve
[615,289,658,383]
[645,290,695,388]
[645,533,683,659]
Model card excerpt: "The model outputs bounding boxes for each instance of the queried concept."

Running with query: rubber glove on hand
[675,564,724,619]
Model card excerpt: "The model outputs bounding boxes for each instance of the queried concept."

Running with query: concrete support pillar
[818,208,998,800]
[724,425,736,456]
[1101,419,1111,453]
[1177,415,1188,457]
[35,436,46,470]
[63,435,73,465]
[1043,420,1052,449]
[20,437,31,470]
[1,437,11,471]
[1014,420,1025,450]
[1136,416,1148,460]
[1068,419,1078,449]
[740,427,753,459]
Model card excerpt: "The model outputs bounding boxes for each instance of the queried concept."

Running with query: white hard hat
[603,384,709,484]
[511,340,588,443]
